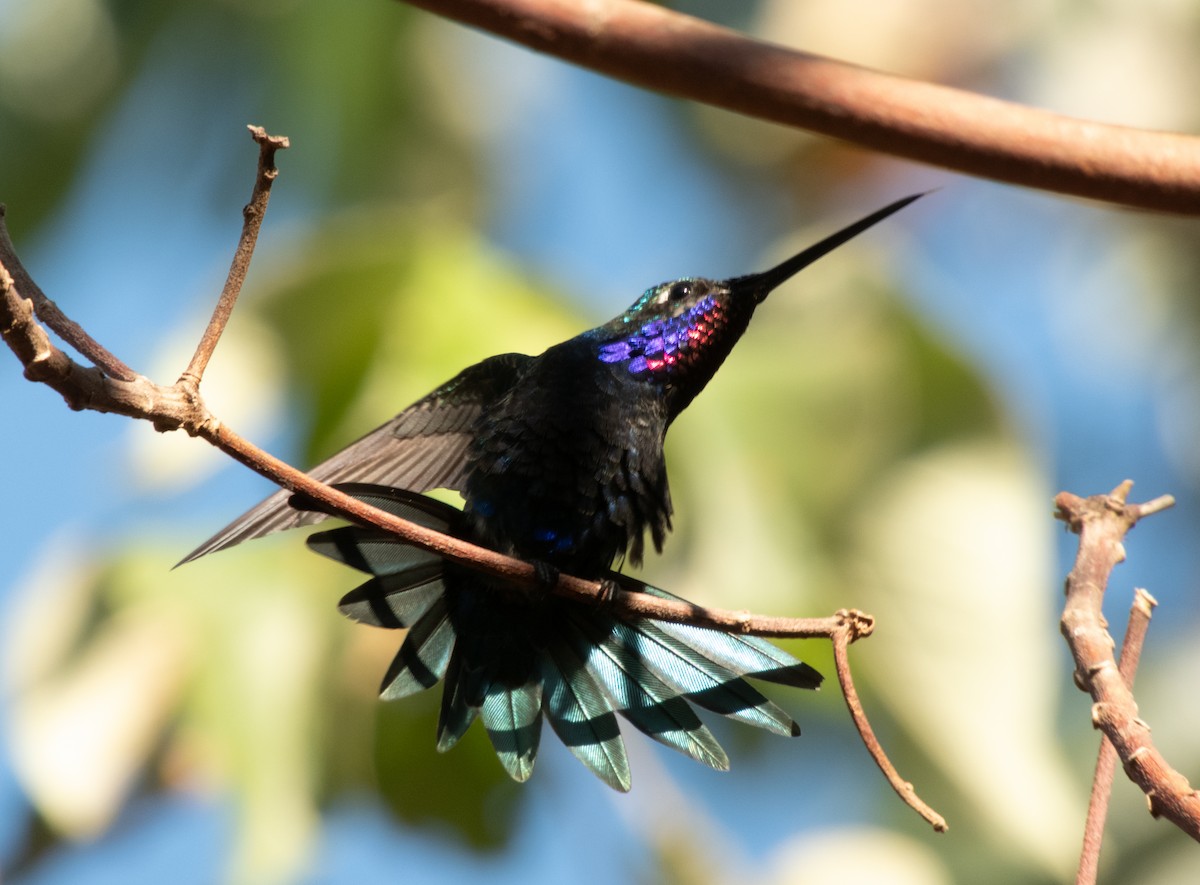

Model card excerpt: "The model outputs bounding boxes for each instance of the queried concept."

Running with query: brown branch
[1055,481,1200,842]
[1077,588,1157,885]
[832,619,948,833]
[181,126,289,386]
[0,264,186,422]
[398,0,1200,215]
[198,421,879,639]
[1,125,942,831]
[0,206,137,380]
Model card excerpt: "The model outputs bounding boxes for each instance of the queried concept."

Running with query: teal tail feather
[305,483,823,790]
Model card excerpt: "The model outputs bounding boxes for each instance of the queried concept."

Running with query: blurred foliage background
[2,1,1200,883]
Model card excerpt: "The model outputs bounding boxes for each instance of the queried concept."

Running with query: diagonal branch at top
[400,0,1200,214]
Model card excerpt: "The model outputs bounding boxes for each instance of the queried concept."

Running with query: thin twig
[1056,481,1200,842]
[0,205,137,380]
[831,623,948,833]
[181,126,289,386]
[1077,588,1157,885]
[398,0,1200,214]
[0,135,703,630]
[0,265,184,419]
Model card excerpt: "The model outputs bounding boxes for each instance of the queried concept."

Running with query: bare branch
[0,206,137,380]
[398,0,1200,214]
[199,422,878,638]
[0,265,187,423]
[181,126,289,386]
[1055,482,1200,842]
[1077,588,1157,885]
[831,619,948,833]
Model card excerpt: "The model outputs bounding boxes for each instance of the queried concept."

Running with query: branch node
[1133,587,1159,613]
[1136,495,1176,518]
[838,608,876,642]
[1108,479,1134,505]
[1085,658,1117,680]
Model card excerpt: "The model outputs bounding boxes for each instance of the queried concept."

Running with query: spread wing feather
[178,353,531,564]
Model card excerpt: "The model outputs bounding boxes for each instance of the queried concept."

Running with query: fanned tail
[478,675,543,783]
[561,614,730,771]
[542,638,630,791]
[305,484,823,789]
[617,576,823,689]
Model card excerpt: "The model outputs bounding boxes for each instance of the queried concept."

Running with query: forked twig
[0,207,136,381]
[1056,481,1200,843]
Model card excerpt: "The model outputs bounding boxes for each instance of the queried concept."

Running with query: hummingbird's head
[591,192,925,417]
[592,274,756,411]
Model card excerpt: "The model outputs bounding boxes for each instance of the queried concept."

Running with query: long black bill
[738,192,926,301]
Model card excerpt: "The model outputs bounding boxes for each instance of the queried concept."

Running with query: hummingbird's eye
[666,281,693,303]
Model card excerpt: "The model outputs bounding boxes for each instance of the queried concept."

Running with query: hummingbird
[183,193,921,790]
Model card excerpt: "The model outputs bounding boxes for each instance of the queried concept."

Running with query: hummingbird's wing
[178,352,533,564]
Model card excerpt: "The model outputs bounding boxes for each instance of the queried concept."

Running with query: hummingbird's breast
[461,340,673,575]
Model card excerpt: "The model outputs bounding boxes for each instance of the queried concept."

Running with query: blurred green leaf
[253,214,583,462]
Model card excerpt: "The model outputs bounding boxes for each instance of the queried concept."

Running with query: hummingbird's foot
[595,577,619,609]
[530,560,561,601]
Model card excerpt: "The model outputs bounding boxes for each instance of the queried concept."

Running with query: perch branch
[398,0,1200,214]
[0,161,841,634]
[1055,481,1200,842]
